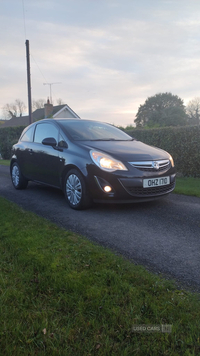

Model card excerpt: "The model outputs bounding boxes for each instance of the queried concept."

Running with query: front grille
[129,160,170,172]
[125,181,175,197]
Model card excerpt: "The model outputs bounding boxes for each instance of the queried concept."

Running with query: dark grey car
[10,119,176,209]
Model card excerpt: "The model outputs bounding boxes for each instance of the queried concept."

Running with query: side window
[20,126,34,142]
[34,123,58,144]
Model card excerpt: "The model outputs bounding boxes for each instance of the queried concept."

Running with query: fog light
[94,176,114,194]
[103,185,112,193]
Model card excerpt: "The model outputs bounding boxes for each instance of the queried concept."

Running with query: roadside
[0,196,200,355]
[0,159,10,166]
[174,176,200,198]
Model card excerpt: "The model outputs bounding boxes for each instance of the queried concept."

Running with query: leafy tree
[134,92,188,128]
[3,99,26,119]
[186,97,200,125]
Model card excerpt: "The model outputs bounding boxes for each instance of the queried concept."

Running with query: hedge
[126,125,200,177]
[1,124,200,177]
[0,126,25,160]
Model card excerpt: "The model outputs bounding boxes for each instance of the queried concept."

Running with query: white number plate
[143,176,170,188]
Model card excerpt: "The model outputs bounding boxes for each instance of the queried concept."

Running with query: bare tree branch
[186,97,200,125]
[2,100,26,119]
[32,98,46,110]
[56,98,64,105]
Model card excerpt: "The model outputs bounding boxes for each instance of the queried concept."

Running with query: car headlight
[169,155,175,167]
[90,150,127,172]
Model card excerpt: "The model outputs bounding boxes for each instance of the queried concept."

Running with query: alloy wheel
[66,173,82,206]
[12,165,20,187]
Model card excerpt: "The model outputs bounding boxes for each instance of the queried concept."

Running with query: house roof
[0,116,30,128]
[0,103,80,128]
[53,104,80,118]
[31,104,80,120]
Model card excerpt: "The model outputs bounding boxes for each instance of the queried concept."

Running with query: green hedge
[1,125,200,177]
[0,126,25,159]
[126,125,200,177]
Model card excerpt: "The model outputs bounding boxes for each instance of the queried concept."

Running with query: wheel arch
[10,157,18,174]
[61,164,87,191]
[10,160,28,190]
[63,165,92,209]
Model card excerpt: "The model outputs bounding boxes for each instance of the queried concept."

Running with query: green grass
[0,159,10,166]
[174,177,200,198]
[0,197,200,355]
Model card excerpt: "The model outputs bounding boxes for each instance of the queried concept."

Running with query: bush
[126,125,200,177]
[0,126,25,160]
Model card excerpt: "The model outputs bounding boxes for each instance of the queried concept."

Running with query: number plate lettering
[143,176,170,188]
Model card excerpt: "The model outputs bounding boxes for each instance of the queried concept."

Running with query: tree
[134,92,188,128]
[32,98,46,110]
[56,98,64,105]
[32,98,64,110]
[2,98,65,120]
[186,97,200,125]
[3,99,26,119]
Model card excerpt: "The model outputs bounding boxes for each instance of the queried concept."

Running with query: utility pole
[25,40,32,125]
[43,82,61,103]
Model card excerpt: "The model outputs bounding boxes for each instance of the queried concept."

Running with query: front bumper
[87,165,176,203]
[118,174,176,198]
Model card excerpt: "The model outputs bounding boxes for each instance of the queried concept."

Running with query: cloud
[1,0,200,125]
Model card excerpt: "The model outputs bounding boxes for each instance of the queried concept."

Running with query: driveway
[1,164,200,292]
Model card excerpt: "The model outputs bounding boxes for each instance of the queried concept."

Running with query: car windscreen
[58,120,133,141]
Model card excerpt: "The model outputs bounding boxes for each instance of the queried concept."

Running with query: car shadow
[27,181,171,213]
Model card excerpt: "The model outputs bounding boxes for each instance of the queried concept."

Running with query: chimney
[44,98,53,118]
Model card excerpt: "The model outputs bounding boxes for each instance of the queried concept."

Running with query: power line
[43,83,62,103]
[31,54,48,82]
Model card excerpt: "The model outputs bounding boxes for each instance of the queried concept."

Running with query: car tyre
[11,162,28,190]
[64,169,92,210]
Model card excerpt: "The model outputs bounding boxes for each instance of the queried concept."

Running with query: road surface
[0,164,200,292]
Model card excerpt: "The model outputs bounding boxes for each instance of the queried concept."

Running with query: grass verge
[0,197,200,355]
[174,177,200,198]
[0,159,10,166]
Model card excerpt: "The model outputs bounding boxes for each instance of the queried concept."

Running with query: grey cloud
[1,0,200,126]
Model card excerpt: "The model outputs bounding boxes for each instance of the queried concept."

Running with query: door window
[21,126,34,142]
[34,123,58,144]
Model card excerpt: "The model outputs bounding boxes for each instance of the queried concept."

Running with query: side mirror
[58,140,68,148]
[42,137,57,147]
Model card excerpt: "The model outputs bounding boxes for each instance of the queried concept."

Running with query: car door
[17,124,36,178]
[30,122,62,187]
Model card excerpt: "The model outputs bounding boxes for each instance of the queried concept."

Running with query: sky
[1,0,200,126]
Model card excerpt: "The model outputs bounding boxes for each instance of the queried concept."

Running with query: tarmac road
[0,164,200,292]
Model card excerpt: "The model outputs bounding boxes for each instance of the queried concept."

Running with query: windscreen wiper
[89,138,134,141]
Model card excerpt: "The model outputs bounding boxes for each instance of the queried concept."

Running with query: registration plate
[143,176,170,188]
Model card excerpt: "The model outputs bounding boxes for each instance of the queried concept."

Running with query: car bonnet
[77,140,169,162]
